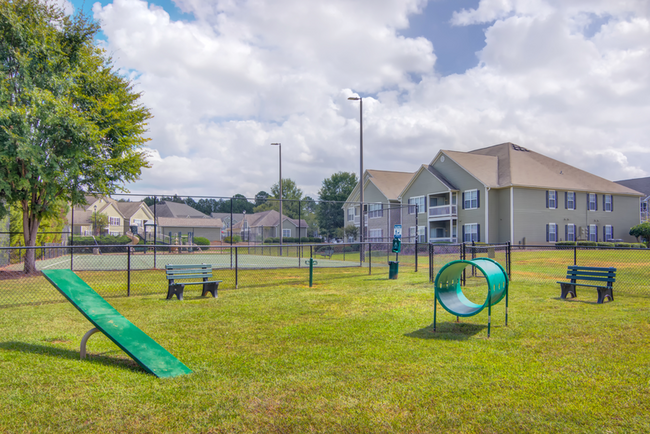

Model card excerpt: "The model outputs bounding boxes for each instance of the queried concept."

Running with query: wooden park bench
[165,264,222,301]
[557,265,616,304]
[318,246,335,259]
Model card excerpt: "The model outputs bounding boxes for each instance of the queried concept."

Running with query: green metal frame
[433,257,509,337]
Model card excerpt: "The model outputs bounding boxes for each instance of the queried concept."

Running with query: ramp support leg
[80,327,100,360]
[433,294,437,332]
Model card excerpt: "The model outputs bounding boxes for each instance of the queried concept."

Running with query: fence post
[235,247,239,289]
[429,243,434,283]
[127,245,131,297]
[506,241,511,279]
[368,243,372,275]
[574,245,577,266]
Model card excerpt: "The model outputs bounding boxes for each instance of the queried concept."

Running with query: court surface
[6,251,363,271]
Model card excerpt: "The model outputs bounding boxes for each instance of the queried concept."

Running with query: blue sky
[63,0,650,198]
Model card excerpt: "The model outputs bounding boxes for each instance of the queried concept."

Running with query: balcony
[428,205,457,219]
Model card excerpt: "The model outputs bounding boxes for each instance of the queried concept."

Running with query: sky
[64,0,650,200]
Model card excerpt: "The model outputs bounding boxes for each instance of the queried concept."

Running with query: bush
[555,241,576,246]
[630,243,647,249]
[193,236,210,246]
[223,235,242,243]
[263,237,323,244]
[614,243,632,248]
[577,241,597,247]
[596,242,615,248]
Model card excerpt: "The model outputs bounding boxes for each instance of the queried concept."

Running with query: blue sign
[393,224,402,239]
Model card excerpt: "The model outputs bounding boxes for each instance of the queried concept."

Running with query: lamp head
[271,142,281,146]
[348,97,360,101]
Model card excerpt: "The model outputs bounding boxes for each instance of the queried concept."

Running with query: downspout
[485,187,490,243]
[510,187,514,243]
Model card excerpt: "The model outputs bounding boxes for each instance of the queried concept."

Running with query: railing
[428,205,457,218]
[429,237,457,243]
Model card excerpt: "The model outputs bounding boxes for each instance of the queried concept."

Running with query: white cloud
[95,0,649,199]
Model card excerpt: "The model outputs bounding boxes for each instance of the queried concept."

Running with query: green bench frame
[165,264,222,301]
[557,265,616,304]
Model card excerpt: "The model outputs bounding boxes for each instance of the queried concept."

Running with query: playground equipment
[433,257,508,338]
[125,231,140,252]
[42,270,192,378]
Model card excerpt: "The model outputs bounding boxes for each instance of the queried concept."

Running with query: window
[546,190,557,209]
[604,225,613,241]
[463,190,479,209]
[565,192,575,210]
[347,207,355,222]
[588,193,597,211]
[132,219,143,227]
[368,203,383,218]
[566,224,575,242]
[408,196,425,214]
[282,229,291,238]
[408,226,426,243]
[546,223,558,242]
[589,224,597,242]
[109,231,120,236]
[369,228,383,241]
[109,216,120,226]
[463,223,479,242]
[604,194,613,212]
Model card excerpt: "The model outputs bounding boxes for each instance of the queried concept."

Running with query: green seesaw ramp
[42,270,192,378]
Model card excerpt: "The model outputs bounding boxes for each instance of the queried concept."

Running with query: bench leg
[201,282,219,298]
[560,283,576,299]
[167,283,185,301]
[596,287,613,304]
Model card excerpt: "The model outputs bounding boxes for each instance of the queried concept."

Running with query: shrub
[555,241,576,246]
[630,243,647,249]
[223,235,242,243]
[596,242,615,248]
[193,236,210,246]
[614,243,632,248]
[577,241,597,247]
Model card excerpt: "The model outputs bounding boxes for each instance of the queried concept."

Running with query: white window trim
[548,190,557,209]
[368,203,383,219]
[567,224,575,242]
[589,224,597,242]
[464,189,478,210]
[604,225,613,241]
[463,223,478,243]
[282,229,291,238]
[408,196,426,214]
[548,223,557,242]
[567,191,575,211]
[588,193,597,211]
[604,195,612,212]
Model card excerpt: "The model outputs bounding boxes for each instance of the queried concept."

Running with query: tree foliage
[253,178,305,219]
[629,222,650,246]
[317,172,358,239]
[0,0,152,272]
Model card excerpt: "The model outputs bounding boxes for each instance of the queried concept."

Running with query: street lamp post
[271,143,282,254]
[348,96,364,250]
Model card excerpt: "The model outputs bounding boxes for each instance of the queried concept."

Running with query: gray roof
[440,143,643,195]
[157,217,223,228]
[232,210,306,230]
[155,201,210,218]
[615,177,650,197]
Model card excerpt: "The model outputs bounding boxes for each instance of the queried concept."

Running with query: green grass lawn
[1,269,649,433]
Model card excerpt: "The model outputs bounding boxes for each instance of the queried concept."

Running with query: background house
[157,217,223,243]
[345,143,644,244]
[615,177,650,223]
[67,196,128,237]
[231,210,306,243]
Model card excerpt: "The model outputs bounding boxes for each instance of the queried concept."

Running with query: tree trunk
[22,205,41,274]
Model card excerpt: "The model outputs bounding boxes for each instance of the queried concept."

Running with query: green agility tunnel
[433,257,509,337]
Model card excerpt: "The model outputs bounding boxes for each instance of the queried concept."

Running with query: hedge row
[555,241,647,248]
[263,237,323,244]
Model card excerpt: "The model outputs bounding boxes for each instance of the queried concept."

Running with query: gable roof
[114,202,153,220]
[155,201,210,218]
[232,210,306,230]
[438,143,643,195]
[615,177,650,197]
[346,169,415,204]
[157,217,222,228]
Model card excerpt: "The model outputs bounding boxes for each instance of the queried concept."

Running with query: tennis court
[4,251,363,272]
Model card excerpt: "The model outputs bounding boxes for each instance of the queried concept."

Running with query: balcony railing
[429,236,457,243]
[428,205,457,218]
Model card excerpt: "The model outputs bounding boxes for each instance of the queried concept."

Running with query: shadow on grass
[553,296,608,305]
[0,341,144,373]
[405,322,488,340]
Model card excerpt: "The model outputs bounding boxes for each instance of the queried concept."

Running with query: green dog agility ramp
[42,270,192,378]
[433,257,509,337]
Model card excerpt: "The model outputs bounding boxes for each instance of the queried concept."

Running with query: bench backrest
[566,266,616,286]
[166,264,213,281]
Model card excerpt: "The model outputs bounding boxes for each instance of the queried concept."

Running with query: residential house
[67,195,128,236]
[343,169,415,242]
[157,217,223,243]
[113,201,155,238]
[231,210,307,243]
[615,177,650,223]
[345,143,643,244]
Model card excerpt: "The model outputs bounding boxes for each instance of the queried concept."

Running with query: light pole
[271,143,282,253]
[94,205,97,236]
[348,96,363,248]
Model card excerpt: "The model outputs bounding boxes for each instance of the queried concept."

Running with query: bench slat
[166,264,211,270]
[565,275,615,282]
[167,274,212,280]
[567,270,615,277]
[181,280,223,286]
[568,266,616,271]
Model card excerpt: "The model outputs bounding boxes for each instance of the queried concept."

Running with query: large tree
[253,178,304,219]
[317,172,358,239]
[0,0,152,273]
